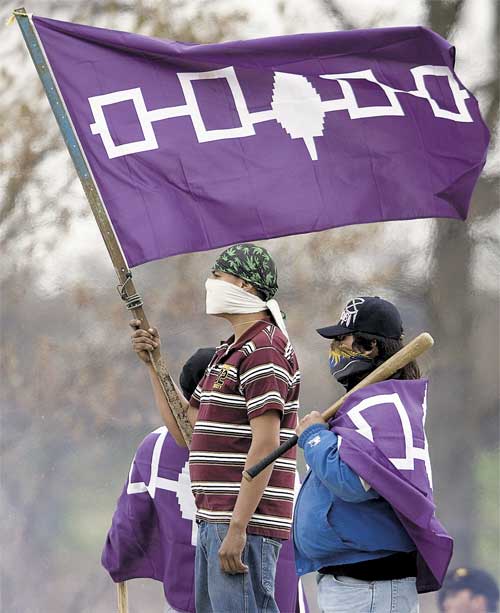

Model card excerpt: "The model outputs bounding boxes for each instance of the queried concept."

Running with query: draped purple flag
[32,16,489,267]
[330,379,453,593]
[102,427,308,612]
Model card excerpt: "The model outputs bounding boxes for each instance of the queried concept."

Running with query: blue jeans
[316,573,419,613]
[195,521,282,613]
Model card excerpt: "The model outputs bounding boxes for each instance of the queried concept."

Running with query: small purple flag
[102,427,308,612]
[32,16,489,267]
[330,379,453,593]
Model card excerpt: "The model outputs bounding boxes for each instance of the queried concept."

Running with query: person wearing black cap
[293,297,422,613]
[130,243,300,613]
[438,567,499,613]
[316,296,419,390]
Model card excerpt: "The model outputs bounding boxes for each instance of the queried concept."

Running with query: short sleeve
[189,382,203,410]
[239,347,292,420]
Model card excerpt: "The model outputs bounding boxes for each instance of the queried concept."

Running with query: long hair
[354,333,421,380]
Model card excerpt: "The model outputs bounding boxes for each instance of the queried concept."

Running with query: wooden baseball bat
[242,332,434,481]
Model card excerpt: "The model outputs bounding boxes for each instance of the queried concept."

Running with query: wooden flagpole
[13,8,193,608]
[117,582,128,613]
[12,8,191,435]
[13,8,153,344]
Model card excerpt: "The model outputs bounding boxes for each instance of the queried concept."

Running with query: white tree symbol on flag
[89,65,473,161]
[271,72,325,160]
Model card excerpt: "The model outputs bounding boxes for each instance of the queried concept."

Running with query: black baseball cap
[438,567,499,611]
[317,296,403,340]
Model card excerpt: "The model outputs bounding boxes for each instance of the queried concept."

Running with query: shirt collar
[220,319,272,355]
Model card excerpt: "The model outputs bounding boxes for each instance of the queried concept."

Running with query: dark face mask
[329,345,374,389]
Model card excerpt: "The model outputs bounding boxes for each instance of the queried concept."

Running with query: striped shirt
[189,320,300,540]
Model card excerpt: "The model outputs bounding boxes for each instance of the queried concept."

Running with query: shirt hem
[196,516,290,541]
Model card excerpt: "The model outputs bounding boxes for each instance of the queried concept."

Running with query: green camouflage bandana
[212,243,278,301]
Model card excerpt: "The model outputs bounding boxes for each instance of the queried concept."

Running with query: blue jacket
[293,423,416,576]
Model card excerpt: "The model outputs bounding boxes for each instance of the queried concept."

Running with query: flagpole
[117,582,129,613]
[13,8,150,336]
[13,8,193,444]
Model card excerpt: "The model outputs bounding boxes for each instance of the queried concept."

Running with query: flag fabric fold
[330,379,453,593]
[102,427,307,612]
[32,16,489,267]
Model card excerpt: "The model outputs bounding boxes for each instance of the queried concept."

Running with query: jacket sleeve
[298,423,379,503]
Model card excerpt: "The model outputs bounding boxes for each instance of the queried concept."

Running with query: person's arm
[218,410,281,573]
[130,320,196,446]
[297,412,379,503]
[147,357,197,445]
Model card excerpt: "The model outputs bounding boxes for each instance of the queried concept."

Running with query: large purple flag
[32,16,489,267]
[102,427,308,612]
[330,379,453,593]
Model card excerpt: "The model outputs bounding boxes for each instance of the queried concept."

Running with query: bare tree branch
[319,0,356,30]
[425,0,467,39]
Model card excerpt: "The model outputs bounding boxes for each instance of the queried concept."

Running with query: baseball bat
[242,332,434,481]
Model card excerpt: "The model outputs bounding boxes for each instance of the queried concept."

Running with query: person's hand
[296,411,325,436]
[218,525,248,574]
[129,319,160,364]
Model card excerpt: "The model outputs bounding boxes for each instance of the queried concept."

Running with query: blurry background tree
[0,1,498,611]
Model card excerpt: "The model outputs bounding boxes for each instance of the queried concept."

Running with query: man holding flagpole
[131,243,300,612]
[102,344,306,613]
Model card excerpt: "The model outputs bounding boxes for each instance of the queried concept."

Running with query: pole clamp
[117,272,144,310]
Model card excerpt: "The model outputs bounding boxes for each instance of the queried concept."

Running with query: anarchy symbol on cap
[339,298,365,327]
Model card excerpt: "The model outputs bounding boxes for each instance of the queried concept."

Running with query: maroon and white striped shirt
[189,320,300,540]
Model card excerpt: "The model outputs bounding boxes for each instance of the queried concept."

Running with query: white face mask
[205,278,265,315]
[205,278,289,338]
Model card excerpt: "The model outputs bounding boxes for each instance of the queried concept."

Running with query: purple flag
[102,427,308,612]
[32,16,488,267]
[330,379,453,593]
